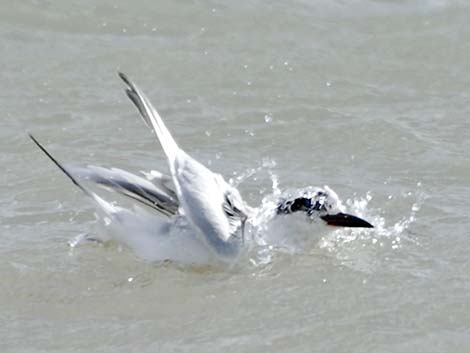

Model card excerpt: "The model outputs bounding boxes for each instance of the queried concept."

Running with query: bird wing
[69,165,180,217]
[119,73,247,257]
[28,134,118,217]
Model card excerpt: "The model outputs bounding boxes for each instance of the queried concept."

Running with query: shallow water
[2,1,470,352]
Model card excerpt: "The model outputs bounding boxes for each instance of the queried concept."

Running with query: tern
[29,73,372,262]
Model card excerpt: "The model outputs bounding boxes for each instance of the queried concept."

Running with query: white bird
[118,73,250,258]
[29,73,372,264]
[30,73,252,262]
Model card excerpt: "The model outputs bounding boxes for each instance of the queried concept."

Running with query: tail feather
[118,72,179,166]
[28,133,117,215]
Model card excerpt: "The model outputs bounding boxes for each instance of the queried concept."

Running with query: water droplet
[264,114,272,123]
[128,277,134,282]
[205,130,211,137]
[326,81,332,87]
[104,217,111,226]
[243,64,248,69]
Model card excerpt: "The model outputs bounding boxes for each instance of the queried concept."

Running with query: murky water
[2,1,470,352]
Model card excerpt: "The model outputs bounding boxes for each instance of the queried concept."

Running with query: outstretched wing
[119,72,180,167]
[28,134,117,216]
[119,72,250,259]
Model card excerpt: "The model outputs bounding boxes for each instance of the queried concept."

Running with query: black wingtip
[28,133,89,196]
[27,131,35,142]
[117,72,154,129]
[28,133,48,155]
[118,72,140,99]
[118,71,131,87]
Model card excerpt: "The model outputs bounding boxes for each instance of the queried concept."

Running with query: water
[2,0,470,351]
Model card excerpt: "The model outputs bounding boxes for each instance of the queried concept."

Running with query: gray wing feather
[69,165,180,217]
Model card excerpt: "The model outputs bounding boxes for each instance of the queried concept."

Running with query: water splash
[315,187,425,273]
[234,164,424,270]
